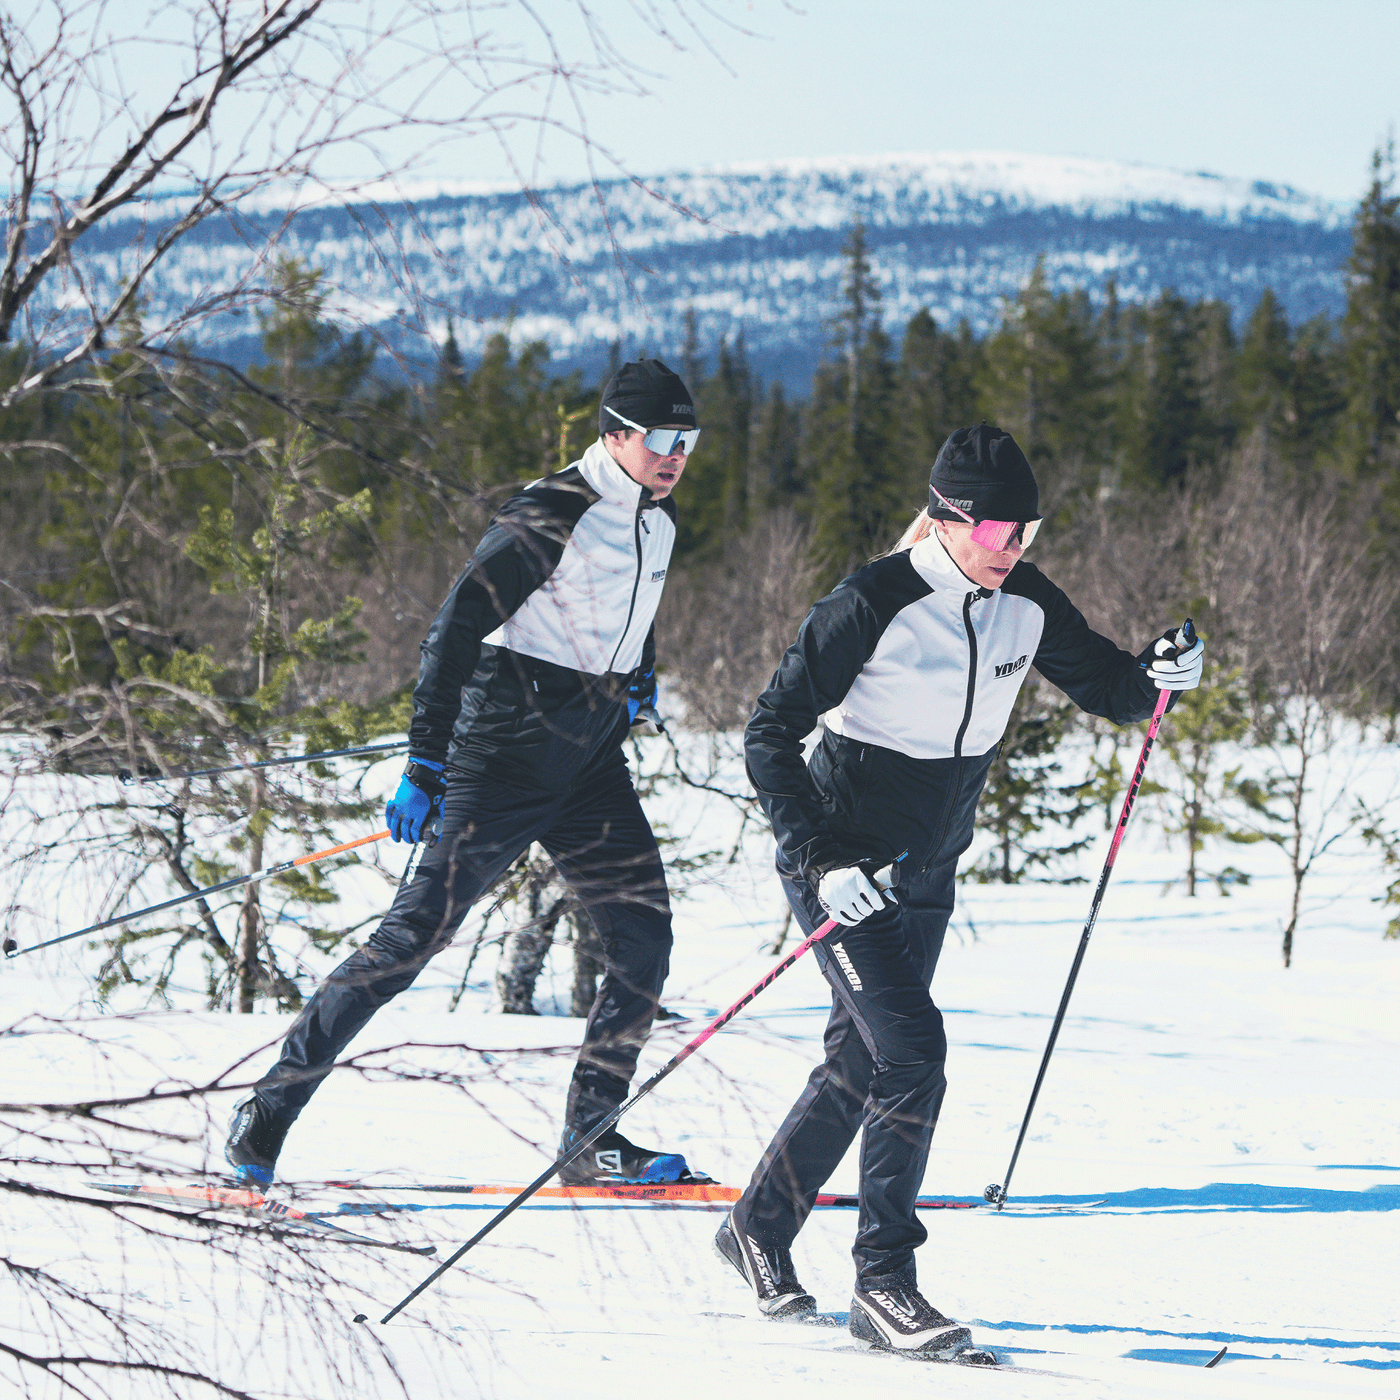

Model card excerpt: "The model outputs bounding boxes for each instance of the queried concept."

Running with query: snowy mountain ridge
[68,151,1355,384]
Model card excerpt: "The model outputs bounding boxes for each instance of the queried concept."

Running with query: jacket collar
[578,438,652,509]
[908,528,994,597]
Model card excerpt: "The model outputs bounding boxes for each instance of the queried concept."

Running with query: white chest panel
[484,442,675,675]
[827,535,1048,760]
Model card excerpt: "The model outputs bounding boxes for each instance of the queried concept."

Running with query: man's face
[604,426,692,499]
[935,517,1024,590]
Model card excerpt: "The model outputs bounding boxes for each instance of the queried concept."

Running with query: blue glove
[626,668,663,736]
[385,758,446,843]
[626,667,656,725]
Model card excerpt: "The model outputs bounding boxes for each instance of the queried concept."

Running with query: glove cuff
[404,759,447,800]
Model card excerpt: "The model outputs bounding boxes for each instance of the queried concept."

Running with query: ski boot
[849,1282,995,1363]
[714,1213,817,1320]
[224,1093,291,1188]
[557,1127,710,1185]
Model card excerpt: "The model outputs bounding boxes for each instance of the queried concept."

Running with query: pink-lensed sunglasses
[930,483,1041,552]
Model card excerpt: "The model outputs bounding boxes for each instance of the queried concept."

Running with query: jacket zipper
[952,590,979,758]
[607,498,647,674]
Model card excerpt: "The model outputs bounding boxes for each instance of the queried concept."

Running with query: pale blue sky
[473,0,1399,205]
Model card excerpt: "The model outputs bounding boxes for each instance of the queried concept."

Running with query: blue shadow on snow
[978,1321,1400,1369]
[994,1182,1400,1213]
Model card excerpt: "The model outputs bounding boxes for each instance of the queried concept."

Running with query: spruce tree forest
[3,155,1399,1001]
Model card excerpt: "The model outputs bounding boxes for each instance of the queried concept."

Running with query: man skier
[226,359,706,1188]
[716,425,1203,1358]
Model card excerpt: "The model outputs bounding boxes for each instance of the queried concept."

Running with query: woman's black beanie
[929,424,1040,522]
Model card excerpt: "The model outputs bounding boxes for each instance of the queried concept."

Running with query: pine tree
[752,381,803,509]
[896,309,984,490]
[5,274,405,1011]
[1131,289,1206,484]
[671,335,754,555]
[1237,295,1346,463]
[979,260,1108,473]
[1340,142,1400,479]
[1282,316,1347,463]
[807,223,900,580]
[1193,299,1240,465]
[1237,290,1293,438]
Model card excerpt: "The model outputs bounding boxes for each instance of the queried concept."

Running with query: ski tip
[2,937,17,956]
[1204,1344,1228,1368]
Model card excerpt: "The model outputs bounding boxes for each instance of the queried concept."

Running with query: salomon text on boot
[557,1127,711,1185]
[224,1093,291,1188]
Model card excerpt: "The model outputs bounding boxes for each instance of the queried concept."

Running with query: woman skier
[715,424,1203,1359]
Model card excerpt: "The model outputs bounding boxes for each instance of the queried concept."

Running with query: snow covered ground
[2,733,1398,1398]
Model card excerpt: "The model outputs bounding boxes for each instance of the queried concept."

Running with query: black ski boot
[850,1282,993,1363]
[557,1127,707,1185]
[714,1213,817,1320]
[224,1093,290,1188]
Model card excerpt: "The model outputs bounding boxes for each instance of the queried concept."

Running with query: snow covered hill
[69,151,1352,386]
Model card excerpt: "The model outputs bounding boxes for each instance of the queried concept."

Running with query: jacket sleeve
[744,580,888,878]
[635,623,657,697]
[1028,569,1174,724]
[407,486,581,761]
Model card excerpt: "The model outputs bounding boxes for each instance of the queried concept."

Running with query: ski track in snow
[2,734,1398,1397]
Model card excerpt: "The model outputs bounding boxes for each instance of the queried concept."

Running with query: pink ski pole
[984,621,1192,1210]
[362,857,901,1325]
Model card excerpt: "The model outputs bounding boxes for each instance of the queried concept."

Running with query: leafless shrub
[1041,443,1400,962]
[655,509,821,733]
[0,1013,552,1398]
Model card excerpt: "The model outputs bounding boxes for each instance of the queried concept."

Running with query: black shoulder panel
[407,467,601,762]
[743,552,933,877]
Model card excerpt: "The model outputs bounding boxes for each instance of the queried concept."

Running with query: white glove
[1145,626,1204,691]
[817,865,892,926]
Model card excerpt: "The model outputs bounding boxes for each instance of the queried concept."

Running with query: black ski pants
[254,748,672,1136]
[732,857,955,1289]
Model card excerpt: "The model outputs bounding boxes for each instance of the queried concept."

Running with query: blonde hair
[882,507,938,557]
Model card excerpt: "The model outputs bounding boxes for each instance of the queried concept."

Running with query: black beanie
[599,358,697,436]
[929,424,1040,522]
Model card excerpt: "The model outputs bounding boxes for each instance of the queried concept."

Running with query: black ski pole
[115,739,409,785]
[3,829,393,959]
[360,856,904,1326]
[984,620,1192,1211]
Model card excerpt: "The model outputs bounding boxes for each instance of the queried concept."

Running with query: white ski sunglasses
[930,482,1041,552]
[603,405,701,456]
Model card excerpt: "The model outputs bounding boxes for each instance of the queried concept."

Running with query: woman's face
[934,518,1024,590]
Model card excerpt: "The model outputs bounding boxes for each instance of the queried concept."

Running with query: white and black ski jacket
[745,530,1166,879]
[409,441,677,788]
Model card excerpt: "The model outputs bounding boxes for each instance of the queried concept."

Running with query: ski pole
[115,739,409,785]
[361,856,904,1326]
[984,620,1193,1211]
[2,829,393,959]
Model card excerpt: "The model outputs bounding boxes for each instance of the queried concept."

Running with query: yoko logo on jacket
[994,654,1029,679]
